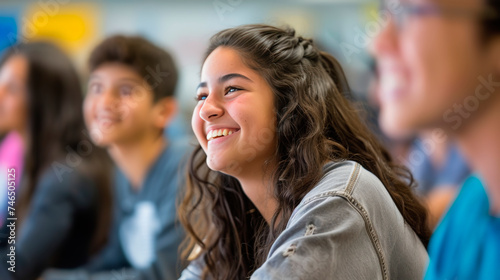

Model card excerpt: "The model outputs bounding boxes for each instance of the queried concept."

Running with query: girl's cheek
[191,108,205,144]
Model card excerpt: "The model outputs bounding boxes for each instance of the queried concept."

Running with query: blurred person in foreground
[369,61,470,230]
[0,42,113,280]
[372,0,500,278]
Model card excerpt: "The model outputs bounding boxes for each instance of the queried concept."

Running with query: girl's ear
[153,97,177,129]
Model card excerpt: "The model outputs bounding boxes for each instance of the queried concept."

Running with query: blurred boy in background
[45,35,190,280]
[373,0,500,278]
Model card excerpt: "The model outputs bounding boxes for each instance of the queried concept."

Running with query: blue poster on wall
[0,11,18,53]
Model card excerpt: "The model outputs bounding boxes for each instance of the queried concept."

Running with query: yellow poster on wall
[22,2,100,55]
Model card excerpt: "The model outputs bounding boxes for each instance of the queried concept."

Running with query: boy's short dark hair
[89,35,178,101]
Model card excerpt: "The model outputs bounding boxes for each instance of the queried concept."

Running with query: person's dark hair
[88,35,178,101]
[0,42,112,255]
[179,24,431,279]
[482,0,500,38]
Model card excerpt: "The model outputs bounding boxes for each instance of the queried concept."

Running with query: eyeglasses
[382,3,500,31]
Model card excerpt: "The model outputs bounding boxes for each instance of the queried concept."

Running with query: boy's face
[373,0,500,137]
[84,63,165,146]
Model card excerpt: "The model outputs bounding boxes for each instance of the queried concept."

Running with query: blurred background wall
[0,0,379,125]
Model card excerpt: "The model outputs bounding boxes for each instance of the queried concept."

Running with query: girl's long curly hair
[179,24,430,280]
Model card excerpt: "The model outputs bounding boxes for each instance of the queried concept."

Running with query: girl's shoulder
[289,160,410,237]
[261,161,427,280]
[298,160,389,208]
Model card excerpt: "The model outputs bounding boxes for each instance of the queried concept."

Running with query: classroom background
[0,0,380,124]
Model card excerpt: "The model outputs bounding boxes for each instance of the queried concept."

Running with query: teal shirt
[426,175,500,280]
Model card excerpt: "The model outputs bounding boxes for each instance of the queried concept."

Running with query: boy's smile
[84,63,160,146]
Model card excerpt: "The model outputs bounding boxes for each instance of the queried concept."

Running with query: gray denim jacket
[179,161,428,280]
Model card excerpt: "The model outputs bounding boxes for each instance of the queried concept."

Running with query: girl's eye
[225,86,242,95]
[196,94,207,101]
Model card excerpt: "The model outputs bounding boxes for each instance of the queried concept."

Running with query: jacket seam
[343,194,389,280]
[295,163,388,279]
[345,163,361,195]
[293,190,390,280]
[300,162,360,206]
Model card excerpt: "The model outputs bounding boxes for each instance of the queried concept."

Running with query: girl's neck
[236,168,278,224]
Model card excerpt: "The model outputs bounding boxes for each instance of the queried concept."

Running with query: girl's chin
[206,158,243,176]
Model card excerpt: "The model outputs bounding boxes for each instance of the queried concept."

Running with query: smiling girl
[179,24,430,280]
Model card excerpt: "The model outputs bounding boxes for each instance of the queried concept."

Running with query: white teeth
[206,129,237,141]
[379,73,405,102]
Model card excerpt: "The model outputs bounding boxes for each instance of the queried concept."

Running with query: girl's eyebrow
[197,73,253,89]
[219,73,252,83]
[197,81,207,90]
